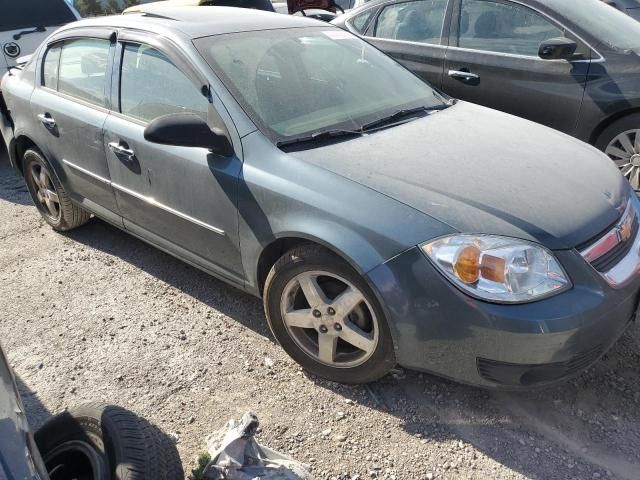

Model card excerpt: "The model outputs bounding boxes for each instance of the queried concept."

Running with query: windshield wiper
[360,104,448,132]
[13,26,46,41]
[276,128,363,148]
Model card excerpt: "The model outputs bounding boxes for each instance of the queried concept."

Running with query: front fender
[238,131,454,294]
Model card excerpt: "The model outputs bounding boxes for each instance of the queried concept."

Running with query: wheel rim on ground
[605,128,640,189]
[29,163,61,221]
[280,270,379,368]
[43,440,105,480]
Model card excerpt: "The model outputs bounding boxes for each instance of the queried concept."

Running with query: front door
[363,0,451,89]
[29,34,120,219]
[442,0,590,135]
[103,38,244,285]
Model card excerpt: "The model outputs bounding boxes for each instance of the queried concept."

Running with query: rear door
[441,0,591,135]
[102,32,244,285]
[29,30,120,221]
[1,0,79,71]
[361,0,453,88]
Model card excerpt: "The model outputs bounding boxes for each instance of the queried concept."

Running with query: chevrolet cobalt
[0,7,637,387]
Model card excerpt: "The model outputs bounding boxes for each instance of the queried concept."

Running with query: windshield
[194,27,447,143]
[544,0,640,51]
[0,0,76,32]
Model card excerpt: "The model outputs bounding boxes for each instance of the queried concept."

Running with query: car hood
[290,102,629,250]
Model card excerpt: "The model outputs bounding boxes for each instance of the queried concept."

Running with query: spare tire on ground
[34,402,183,480]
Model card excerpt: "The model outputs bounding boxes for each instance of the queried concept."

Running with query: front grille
[579,199,638,273]
[591,214,638,272]
[477,344,604,386]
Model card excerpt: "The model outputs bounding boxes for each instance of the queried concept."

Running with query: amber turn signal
[454,245,481,284]
[454,247,507,285]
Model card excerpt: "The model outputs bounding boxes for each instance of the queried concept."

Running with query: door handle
[108,141,135,162]
[448,70,480,81]
[37,113,56,130]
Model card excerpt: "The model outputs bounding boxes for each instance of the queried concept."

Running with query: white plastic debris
[202,412,313,480]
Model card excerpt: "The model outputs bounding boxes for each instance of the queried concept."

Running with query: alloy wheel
[29,163,61,221]
[605,128,640,189]
[280,270,379,368]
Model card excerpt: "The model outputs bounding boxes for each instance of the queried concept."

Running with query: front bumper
[366,246,638,388]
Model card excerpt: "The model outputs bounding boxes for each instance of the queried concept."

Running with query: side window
[43,44,61,89]
[459,0,565,56]
[58,38,110,107]
[374,0,448,44]
[119,43,208,123]
[351,9,375,34]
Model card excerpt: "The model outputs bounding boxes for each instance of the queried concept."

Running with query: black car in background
[334,0,640,188]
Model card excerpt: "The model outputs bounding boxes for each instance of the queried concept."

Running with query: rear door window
[119,43,208,123]
[58,38,110,107]
[0,0,76,32]
[374,0,448,45]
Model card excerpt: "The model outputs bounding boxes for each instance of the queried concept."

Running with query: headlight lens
[421,235,571,303]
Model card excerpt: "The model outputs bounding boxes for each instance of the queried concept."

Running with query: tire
[23,147,91,231]
[595,113,640,190]
[35,402,183,480]
[264,244,396,384]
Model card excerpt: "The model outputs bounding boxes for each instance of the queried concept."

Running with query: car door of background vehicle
[29,30,121,221]
[441,0,591,135]
[362,0,453,89]
[102,33,244,286]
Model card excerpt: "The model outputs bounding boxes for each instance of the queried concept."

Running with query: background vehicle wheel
[596,114,640,190]
[35,403,183,480]
[264,244,396,384]
[23,148,91,231]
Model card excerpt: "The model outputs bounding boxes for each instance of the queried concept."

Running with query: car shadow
[62,218,272,339]
[0,145,31,206]
[15,374,53,429]
[0,146,32,205]
[309,325,640,480]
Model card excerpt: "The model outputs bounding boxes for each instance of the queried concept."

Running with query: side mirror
[144,113,233,156]
[538,37,578,61]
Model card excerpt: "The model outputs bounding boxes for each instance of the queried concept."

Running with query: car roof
[57,6,322,39]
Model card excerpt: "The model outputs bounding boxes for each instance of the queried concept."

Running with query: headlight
[421,235,571,303]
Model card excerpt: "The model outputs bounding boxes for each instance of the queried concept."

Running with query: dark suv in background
[334,0,640,189]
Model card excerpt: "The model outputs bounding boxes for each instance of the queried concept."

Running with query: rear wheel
[264,244,396,384]
[23,148,91,230]
[596,114,640,190]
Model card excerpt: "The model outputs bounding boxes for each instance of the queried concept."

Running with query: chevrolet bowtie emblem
[617,219,633,243]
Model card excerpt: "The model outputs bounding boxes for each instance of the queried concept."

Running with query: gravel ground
[1,148,640,480]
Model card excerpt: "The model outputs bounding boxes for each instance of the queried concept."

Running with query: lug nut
[334,323,342,331]
[319,325,328,333]
[327,307,336,316]
[312,309,322,318]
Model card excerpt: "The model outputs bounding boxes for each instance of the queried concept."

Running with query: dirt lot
[1,148,640,480]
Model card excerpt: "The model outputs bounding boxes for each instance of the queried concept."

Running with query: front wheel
[596,114,640,190]
[264,245,396,384]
